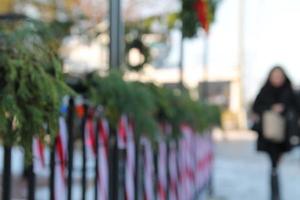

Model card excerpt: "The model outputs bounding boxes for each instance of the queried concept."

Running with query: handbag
[286,110,300,146]
[263,111,285,143]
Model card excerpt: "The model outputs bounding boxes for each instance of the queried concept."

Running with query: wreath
[125,38,150,72]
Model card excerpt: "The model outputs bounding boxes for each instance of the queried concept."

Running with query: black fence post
[95,119,99,200]
[117,149,125,200]
[27,162,35,200]
[134,139,139,200]
[67,97,75,200]
[109,128,118,200]
[49,142,55,200]
[135,142,144,200]
[154,149,158,199]
[166,141,170,200]
[2,145,12,200]
[81,104,88,200]
[208,131,214,197]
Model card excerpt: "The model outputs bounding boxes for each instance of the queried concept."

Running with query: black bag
[286,110,300,147]
[251,120,261,133]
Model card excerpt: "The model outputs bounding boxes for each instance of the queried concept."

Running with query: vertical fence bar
[109,128,118,200]
[27,161,35,200]
[137,143,145,200]
[81,104,88,200]
[208,131,214,197]
[153,150,158,200]
[94,119,99,200]
[2,145,12,200]
[117,149,125,200]
[166,141,170,200]
[67,97,75,200]
[49,143,55,200]
[134,139,139,200]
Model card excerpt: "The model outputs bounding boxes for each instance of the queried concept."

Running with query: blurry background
[3,0,300,130]
[2,0,300,200]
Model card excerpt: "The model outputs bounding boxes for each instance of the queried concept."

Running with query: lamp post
[109,0,124,70]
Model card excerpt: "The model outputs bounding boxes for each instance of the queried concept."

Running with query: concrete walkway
[213,130,300,200]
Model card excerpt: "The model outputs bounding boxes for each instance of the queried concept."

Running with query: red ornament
[195,0,209,33]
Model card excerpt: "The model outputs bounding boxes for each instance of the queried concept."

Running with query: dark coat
[252,84,299,155]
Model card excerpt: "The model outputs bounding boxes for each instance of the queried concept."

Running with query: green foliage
[86,72,157,139]
[86,72,221,141]
[0,20,73,157]
[181,0,199,38]
[180,0,221,38]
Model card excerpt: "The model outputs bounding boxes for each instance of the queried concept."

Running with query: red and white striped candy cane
[125,121,135,200]
[85,117,97,156]
[55,117,68,200]
[118,115,128,150]
[168,141,178,200]
[157,140,167,200]
[142,137,155,200]
[98,118,110,200]
[33,137,46,174]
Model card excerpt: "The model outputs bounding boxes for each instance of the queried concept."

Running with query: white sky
[183,0,300,101]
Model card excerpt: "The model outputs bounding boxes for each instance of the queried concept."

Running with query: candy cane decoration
[179,137,189,200]
[98,118,110,200]
[125,121,135,200]
[179,124,194,200]
[55,117,68,200]
[157,140,167,200]
[195,134,204,191]
[85,117,97,157]
[168,141,178,200]
[118,115,128,150]
[32,137,46,174]
[142,138,155,200]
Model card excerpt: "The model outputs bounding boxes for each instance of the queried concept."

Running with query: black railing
[0,98,214,200]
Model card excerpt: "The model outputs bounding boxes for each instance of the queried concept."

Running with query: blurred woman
[252,66,299,200]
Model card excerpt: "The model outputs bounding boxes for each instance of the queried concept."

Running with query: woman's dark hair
[263,65,292,89]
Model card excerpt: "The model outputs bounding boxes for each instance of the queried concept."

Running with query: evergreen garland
[85,72,221,141]
[181,0,220,38]
[0,20,73,157]
[86,72,157,139]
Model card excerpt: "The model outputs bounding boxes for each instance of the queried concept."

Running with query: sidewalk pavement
[212,129,300,200]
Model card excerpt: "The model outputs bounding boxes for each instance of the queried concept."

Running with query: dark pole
[136,141,144,200]
[153,150,158,198]
[109,128,118,200]
[166,141,170,200]
[208,131,214,197]
[81,104,88,200]
[27,161,35,200]
[94,119,99,200]
[49,142,55,200]
[117,150,125,200]
[109,0,123,69]
[134,138,139,200]
[67,98,75,200]
[2,145,12,200]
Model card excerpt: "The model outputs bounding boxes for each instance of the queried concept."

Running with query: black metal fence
[1,97,214,200]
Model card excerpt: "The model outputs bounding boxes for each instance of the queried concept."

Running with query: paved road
[213,130,300,200]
